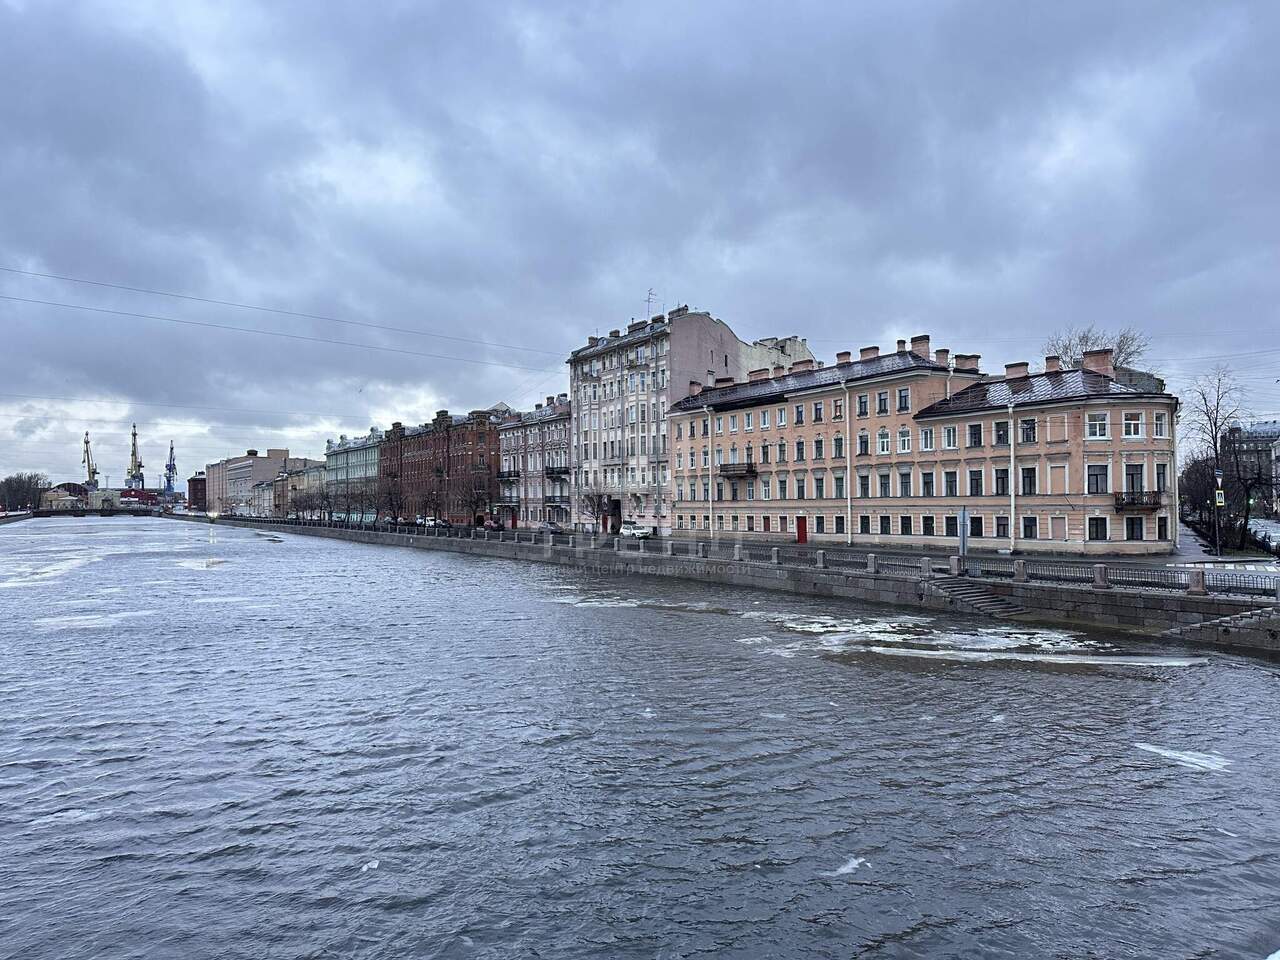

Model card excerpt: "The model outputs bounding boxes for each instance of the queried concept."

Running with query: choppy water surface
[2,518,1279,959]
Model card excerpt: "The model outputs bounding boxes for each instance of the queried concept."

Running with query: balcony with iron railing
[718,462,758,478]
[1114,490,1163,510]
[545,494,571,505]
[497,469,521,481]
[544,465,570,479]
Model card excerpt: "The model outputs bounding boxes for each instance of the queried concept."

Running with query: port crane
[82,431,99,491]
[164,442,177,498]
[125,423,145,490]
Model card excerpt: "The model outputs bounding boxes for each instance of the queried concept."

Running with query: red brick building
[380,406,507,524]
[187,472,206,512]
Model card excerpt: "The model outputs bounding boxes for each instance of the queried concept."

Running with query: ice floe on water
[821,856,869,877]
[177,558,228,570]
[32,610,156,630]
[0,556,97,589]
[859,646,1204,668]
[1134,743,1232,772]
[361,859,379,872]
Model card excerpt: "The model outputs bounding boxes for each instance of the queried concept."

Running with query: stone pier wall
[173,516,1279,653]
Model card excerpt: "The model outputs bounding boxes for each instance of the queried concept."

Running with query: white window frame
[1153,411,1168,439]
[897,428,911,453]
[920,427,935,452]
[943,425,958,450]
[877,428,891,455]
[1122,411,1144,438]
[1087,412,1109,439]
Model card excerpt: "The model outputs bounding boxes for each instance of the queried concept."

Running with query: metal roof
[915,368,1169,419]
[568,320,669,361]
[669,351,948,413]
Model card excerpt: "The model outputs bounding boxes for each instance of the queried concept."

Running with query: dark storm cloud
[2,0,1278,482]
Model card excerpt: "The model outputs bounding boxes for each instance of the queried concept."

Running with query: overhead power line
[0,264,565,356]
[0,295,562,374]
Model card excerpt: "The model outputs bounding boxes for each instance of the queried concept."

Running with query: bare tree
[0,472,49,511]
[377,473,405,522]
[1223,425,1275,549]
[1185,365,1243,468]
[578,486,612,534]
[1042,324,1151,369]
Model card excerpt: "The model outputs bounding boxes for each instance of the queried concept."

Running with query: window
[1158,516,1169,541]
[1156,463,1168,492]
[835,514,845,534]
[1123,412,1143,438]
[1154,412,1168,438]
[944,471,958,497]
[968,470,983,496]
[813,401,824,423]
[1087,465,1108,494]
[899,515,912,535]
[1020,467,1037,495]
[795,479,806,500]
[860,514,871,534]
[833,398,844,420]
[744,412,753,430]
[857,394,869,417]
[715,416,724,434]
[815,515,825,534]
[1126,516,1144,541]
[858,432,870,456]
[794,404,805,426]
[1088,517,1108,541]
[1019,418,1037,443]
[833,435,844,459]
[761,409,770,429]
[967,423,983,448]
[920,427,935,451]
[877,429,890,455]
[778,477,788,499]
[714,447,723,466]
[897,388,910,412]
[899,471,912,497]
[814,437,825,460]
[994,468,1009,496]
[760,444,770,464]
[747,515,755,532]
[1125,464,1144,492]
[996,516,1009,539]
[898,428,911,453]
[794,439,805,461]
[969,515,984,538]
[777,407,786,427]
[834,475,845,498]
[815,476,825,499]
[878,474,891,498]
[729,414,738,433]
[922,516,935,536]
[877,391,889,415]
[945,515,959,537]
[879,515,892,535]
[1087,413,1109,438]
[994,421,1009,446]
[762,479,772,500]
[777,441,787,462]
[858,475,870,498]
[715,482,724,501]
[921,472,935,497]
[1022,516,1038,539]
[943,425,958,449]
[730,482,739,501]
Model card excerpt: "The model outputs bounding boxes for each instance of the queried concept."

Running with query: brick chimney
[1082,348,1115,378]
[688,381,703,397]
[587,336,598,346]
[748,367,770,382]
[714,376,736,387]
[772,365,785,378]
[935,348,950,367]
[789,358,816,374]
[1044,355,1061,373]
[836,351,853,365]
[910,334,930,358]
[954,354,980,372]
[896,338,907,352]
[860,346,879,360]
[1004,361,1030,379]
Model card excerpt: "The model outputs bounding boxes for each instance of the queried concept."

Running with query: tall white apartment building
[566,306,812,535]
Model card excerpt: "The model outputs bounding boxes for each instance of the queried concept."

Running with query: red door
[763,516,771,533]
[796,516,807,544]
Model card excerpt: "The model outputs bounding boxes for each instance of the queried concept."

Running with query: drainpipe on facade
[844,383,853,545]
[1008,400,1017,554]
[1171,405,1180,550]
[704,403,714,546]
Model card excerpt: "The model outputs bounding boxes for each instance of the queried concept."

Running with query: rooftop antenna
[645,288,658,317]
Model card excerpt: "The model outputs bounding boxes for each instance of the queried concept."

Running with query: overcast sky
[3,1,1277,488]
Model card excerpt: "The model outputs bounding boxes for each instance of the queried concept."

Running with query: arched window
[833,434,844,458]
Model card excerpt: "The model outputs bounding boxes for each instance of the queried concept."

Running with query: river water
[2,517,1278,959]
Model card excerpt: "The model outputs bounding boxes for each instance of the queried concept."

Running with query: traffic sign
[1215,490,1226,508]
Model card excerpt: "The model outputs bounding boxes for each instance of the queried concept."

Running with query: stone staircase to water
[930,576,1031,620]
[1160,606,1280,650]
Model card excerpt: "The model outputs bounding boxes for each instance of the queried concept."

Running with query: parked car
[536,521,564,534]
[483,518,505,531]
[619,520,652,539]
[432,518,452,529]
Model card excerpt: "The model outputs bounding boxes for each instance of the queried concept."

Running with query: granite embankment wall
[0,513,32,526]
[176,515,1280,654]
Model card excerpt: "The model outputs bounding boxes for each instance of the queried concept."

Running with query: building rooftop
[915,368,1165,419]
[670,350,948,413]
